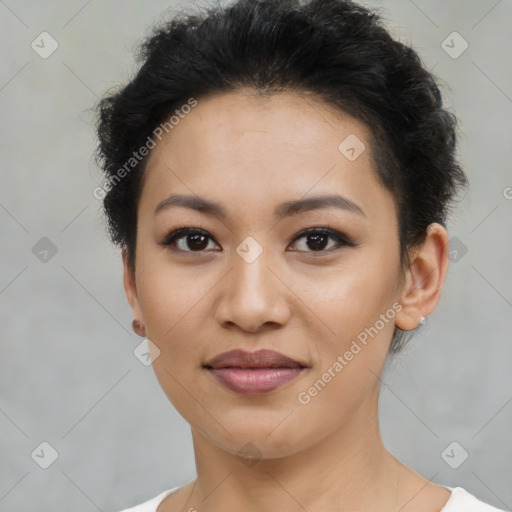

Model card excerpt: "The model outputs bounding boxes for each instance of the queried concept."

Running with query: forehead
[148,90,372,161]
[139,90,396,226]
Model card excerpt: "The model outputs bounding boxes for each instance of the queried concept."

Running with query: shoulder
[118,484,507,512]
[441,487,507,512]
[118,487,178,512]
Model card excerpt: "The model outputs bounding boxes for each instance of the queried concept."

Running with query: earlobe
[122,246,145,336]
[394,223,450,331]
[132,319,146,337]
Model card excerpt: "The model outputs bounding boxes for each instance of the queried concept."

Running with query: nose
[214,245,292,333]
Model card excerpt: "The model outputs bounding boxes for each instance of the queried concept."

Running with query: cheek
[137,265,212,350]
[297,274,395,405]
[289,353,383,453]
[136,264,215,418]
[297,252,399,344]
[290,272,397,447]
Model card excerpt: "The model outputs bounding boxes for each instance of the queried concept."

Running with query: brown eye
[161,228,220,252]
[289,228,355,253]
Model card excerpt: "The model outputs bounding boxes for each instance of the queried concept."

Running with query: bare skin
[122,90,452,511]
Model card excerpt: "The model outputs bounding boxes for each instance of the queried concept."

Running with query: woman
[95,0,505,510]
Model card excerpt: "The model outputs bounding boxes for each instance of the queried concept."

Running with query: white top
[118,485,507,511]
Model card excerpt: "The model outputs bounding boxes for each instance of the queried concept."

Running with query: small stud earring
[132,319,146,337]
[418,316,426,327]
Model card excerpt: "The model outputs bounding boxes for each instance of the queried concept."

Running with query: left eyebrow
[154,193,366,219]
[274,194,367,219]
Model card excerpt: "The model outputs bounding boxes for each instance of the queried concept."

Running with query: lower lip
[207,367,304,395]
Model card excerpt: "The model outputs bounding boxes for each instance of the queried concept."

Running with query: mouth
[203,349,309,395]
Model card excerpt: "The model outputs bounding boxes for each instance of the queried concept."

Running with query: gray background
[1,0,511,510]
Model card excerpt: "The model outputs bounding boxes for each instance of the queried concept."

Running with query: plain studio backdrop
[1,1,511,510]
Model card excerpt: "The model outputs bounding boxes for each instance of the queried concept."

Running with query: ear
[394,223,450,331]
[122,246,144,329]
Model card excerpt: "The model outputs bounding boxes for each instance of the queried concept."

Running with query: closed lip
[203,349,308,369]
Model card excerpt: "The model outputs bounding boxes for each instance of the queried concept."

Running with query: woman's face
[124,90,412,459]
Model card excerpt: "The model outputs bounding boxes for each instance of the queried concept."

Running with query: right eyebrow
[155,194,227,218]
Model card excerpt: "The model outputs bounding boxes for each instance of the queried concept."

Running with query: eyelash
[158,225,356,255]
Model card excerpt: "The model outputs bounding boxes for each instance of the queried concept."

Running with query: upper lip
[203,349,307,369]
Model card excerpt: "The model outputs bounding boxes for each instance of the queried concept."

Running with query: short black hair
[95,0,468,352]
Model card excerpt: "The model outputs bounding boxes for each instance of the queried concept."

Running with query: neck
[186,392,406,512]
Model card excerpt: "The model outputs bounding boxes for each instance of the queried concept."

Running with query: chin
[211,428,308,461]
[191,406,319,459]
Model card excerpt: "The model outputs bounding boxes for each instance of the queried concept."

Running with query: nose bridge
[231,238,274,306]
[214,236,290,331]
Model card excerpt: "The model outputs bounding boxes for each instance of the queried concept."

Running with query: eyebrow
[154,193,366,219]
